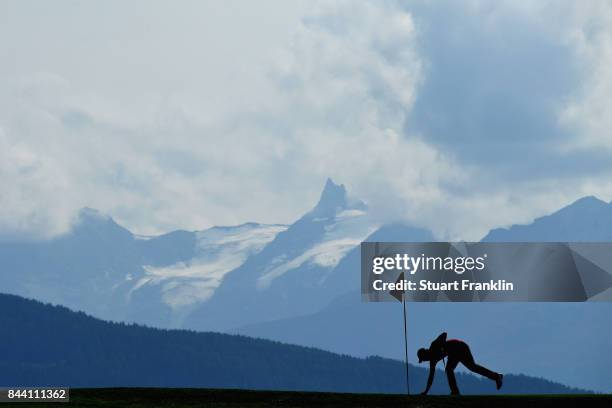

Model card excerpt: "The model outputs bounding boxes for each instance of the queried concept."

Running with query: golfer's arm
[424,361,435,393]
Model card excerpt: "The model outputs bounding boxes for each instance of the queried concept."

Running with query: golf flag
[390,272,405,302]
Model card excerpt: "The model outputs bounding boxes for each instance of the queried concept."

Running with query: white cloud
[558,1,612,150]
[3,1,612,241]
[0,0,445,237]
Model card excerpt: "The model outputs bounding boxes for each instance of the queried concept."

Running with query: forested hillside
[0,293,582,394]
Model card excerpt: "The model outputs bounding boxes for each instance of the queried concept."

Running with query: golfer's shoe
[496,374,504,390]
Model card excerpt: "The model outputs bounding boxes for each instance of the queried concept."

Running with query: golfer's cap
[417,348,428,363]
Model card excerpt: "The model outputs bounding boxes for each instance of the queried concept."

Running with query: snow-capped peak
[310,178,366,219]
[137,222,288,309]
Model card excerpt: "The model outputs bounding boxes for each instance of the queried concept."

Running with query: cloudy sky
[2,0,612,240]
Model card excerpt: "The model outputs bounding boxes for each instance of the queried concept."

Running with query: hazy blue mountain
[130,222,287,327]
[0,208,286,328]
[0,178,386,332]
[0,292,582,395]
[183,179,386,331]
[237,196,612,393]
[0,208,145,322]
[483,196,612,241]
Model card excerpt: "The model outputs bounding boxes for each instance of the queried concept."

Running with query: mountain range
[1,180,612,392]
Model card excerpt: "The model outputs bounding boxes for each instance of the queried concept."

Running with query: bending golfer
[417,332,503,395]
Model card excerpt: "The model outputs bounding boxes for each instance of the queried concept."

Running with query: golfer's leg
[446,359,460,395]
[462,347,498,381]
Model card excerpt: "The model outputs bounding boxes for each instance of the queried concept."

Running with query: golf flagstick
[402,291,410,395]
[390,271,409,395]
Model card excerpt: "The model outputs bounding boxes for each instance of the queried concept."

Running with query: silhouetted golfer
[417,332,503,395]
